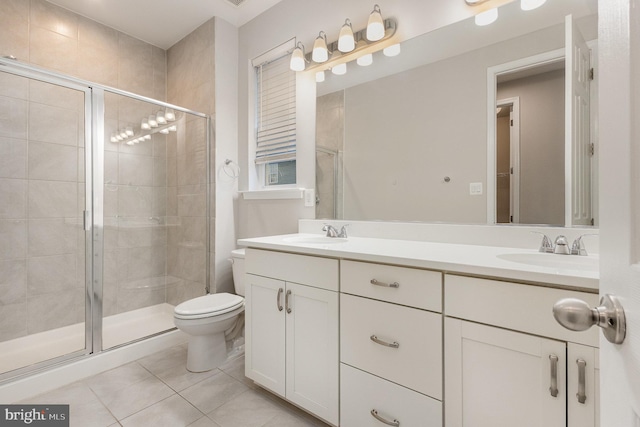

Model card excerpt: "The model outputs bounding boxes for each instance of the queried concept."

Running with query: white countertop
[237,233,599,291]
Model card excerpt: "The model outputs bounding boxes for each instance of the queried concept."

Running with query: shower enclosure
[0,58,210,380]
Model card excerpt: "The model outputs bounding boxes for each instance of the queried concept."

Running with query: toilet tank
[230,248,246,296]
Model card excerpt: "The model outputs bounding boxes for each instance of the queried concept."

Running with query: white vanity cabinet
[340,260,443,427]
[244,249,339,426]
[444,274,600,427]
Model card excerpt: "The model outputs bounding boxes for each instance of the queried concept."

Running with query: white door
[245,274,286,398]
[285,282,339,426]
[597,0,640,425]
[565,14,593,226]
[445,318,566,427]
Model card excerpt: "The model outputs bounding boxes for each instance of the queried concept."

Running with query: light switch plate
[304,189,315,207]
[469,182,483,195]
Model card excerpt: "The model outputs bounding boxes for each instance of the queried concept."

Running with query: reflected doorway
[496,98,520,224]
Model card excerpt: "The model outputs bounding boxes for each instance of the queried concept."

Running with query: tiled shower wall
[0,0,215,340]
[316,91,345,220]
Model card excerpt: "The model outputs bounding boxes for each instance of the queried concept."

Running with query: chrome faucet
[532,232,594,256]
[322,224,348,238]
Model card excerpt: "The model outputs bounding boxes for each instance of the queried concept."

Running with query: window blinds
[255,53,296,164]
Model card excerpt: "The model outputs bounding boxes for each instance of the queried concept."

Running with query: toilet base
[186,331,227,372]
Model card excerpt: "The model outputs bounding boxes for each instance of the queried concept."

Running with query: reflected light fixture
[290,42,307,71]
[383,43,401,57]
[144,134,152,140]
[159,128,170,134]
[169,125,177,132]
[338,19,355,52]
[520,0,546,10]
[165,108,176,122]
[331,63,347,75]
[357,53,373,66]
[316,71,325,83]
[312,31,330,63]
[141,119,150,130]
[156,111,167,125]
[366,5,385,41]
[148,114,158,128]
[125,126,134,137]
[475,8,498,26]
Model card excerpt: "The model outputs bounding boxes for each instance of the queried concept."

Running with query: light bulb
[116,134,123,142]
[159,128,170,134]
[383,43,401,57]
[338,19,355,53]
[125,126,134,137]
[168,125,177,132]
[475,8,498,26]
[357,53,373,66]
[110,133,118,143]
[156,111,167,125]
[148,115,158,128]
[144,134,151,140]
[521,0,546,10]
[312,31,329,63]
[165,108,175,121]
[331,63,347,76]
[290,43,306,71]
[316,71,325,83]
[141,119,150,130]
[367,5,385,41]
[119,130,128,139]
[126,140,134,146]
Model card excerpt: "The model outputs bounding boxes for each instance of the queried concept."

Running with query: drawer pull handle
[577,358,587,404]
[549,354,559,397]
[371,409,400,426]
[277,288,284,311]
[370,335,399,349]
[370,279,400,288]
[285,290,292,314]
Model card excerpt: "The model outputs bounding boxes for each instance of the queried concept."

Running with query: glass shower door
[0,68,91,377]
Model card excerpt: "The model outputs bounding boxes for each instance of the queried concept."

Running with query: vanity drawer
[245,248,338,291]
[444,274,599,347]
[341,260,442,312]
[341,363,442,427]
[340,294,442,399]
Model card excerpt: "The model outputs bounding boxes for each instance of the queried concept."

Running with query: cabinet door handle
[576,358,587,404]
[370,335,399,349]
[549,354,559,397]
[285,290,292,314]
[277,288,283,311]
[370,409,400,426]
[370,279,400,288]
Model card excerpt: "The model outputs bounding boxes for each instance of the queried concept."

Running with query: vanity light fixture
[520,0,546,10]
[168,125,177,132]
[165,108,176,122]
[316,71,325,82]
[159,128,170,135]
[148,114,158,128]
[312,31,330,63]
[338,19,355,52]
[144,134,151,140]
[366,4,385,41]
[141,119,151,130]
[475,8,498,26]
[357,53,373,66]
[110,133,118,143]
[125,126,134,137]
[383,43,401,57]
[331,63,347,75]
[289,42,307,71]
[156,110,167,125]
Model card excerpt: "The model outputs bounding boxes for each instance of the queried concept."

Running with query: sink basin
[497,253,598,272]
[283,236,348,244]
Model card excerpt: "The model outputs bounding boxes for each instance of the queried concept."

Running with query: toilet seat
[174,293,244,320]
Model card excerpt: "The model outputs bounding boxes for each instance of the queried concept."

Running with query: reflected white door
[566,14,593,226]
[598,0,640,425]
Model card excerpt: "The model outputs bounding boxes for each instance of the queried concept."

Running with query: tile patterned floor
[20,344,331,427]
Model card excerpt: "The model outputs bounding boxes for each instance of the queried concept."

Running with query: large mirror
[315,0,598,227]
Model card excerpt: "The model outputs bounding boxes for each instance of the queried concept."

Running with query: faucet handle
[338,224,350,238]
[322,224,338,237]
[571,234,597,256]
[531,231,554,253]
[553,235,570,254]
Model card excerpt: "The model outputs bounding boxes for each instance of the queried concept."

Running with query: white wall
[236,0,512,238]
[214,18,240,293]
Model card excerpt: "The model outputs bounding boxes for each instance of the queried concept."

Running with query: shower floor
[0,303,176,376]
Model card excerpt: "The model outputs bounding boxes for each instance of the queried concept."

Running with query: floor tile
[187,416,222,427]
[206,389,284,427]
[120,395,203,427]
[99,376,175,420]
[147,356,219,392]
[84,362,152,397]
[218,354,256,389]
[180,370,249,414]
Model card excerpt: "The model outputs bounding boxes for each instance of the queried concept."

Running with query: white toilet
[174,248,246,372]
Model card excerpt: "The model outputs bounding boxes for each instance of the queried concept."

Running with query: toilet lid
[174,293,244,317]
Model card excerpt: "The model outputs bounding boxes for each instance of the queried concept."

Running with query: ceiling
[46,0,284,49]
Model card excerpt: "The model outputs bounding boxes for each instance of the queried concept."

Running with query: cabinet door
[285,282,339,426]
[245,274,286,398]
[445,318,566,427]
[568,343,599,427]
